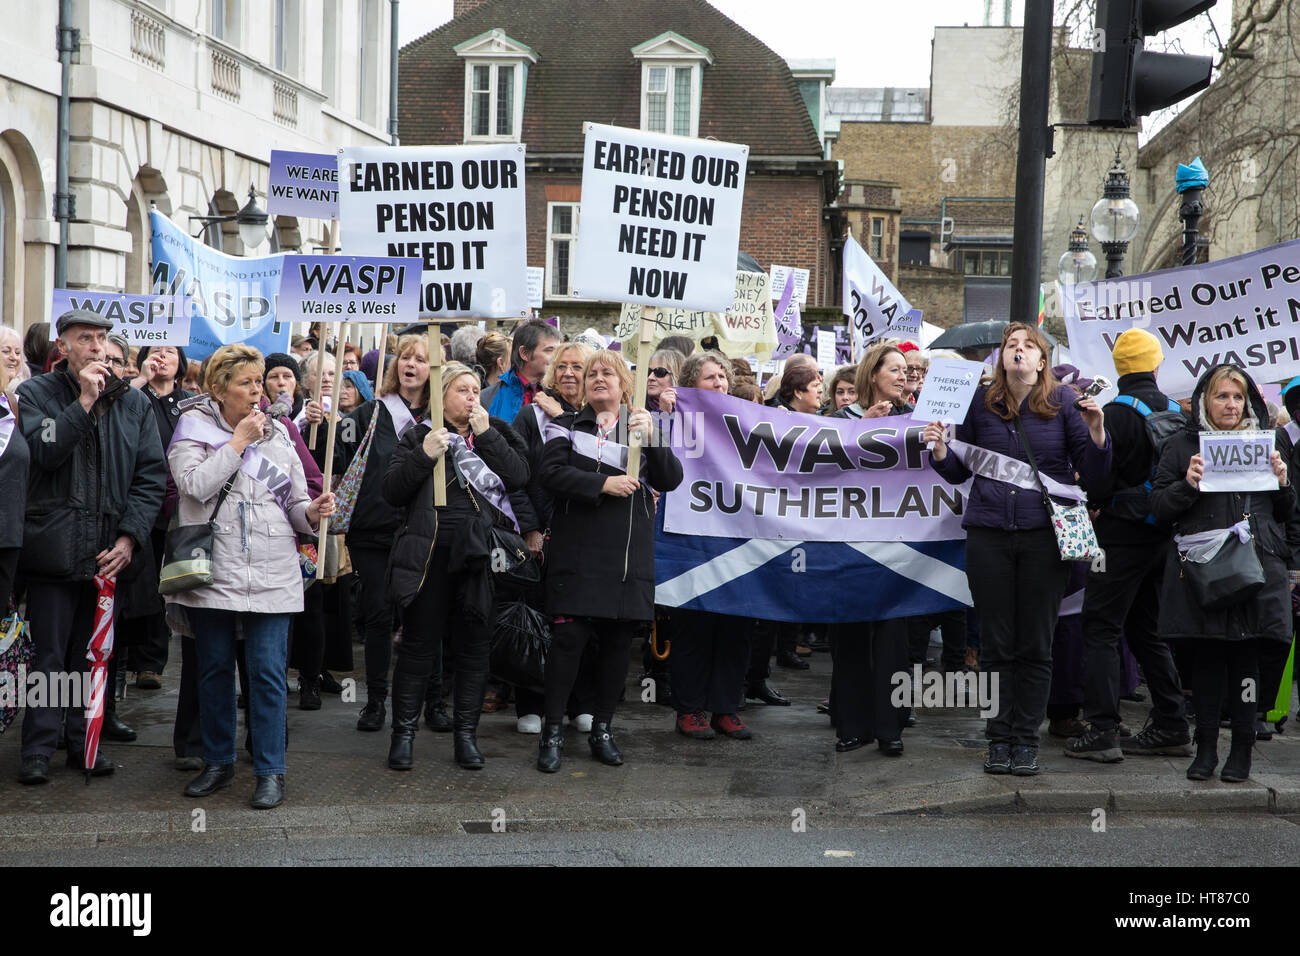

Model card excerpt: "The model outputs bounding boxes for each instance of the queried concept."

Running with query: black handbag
[1178,522,1266,611]
[158,470,239,595]
[490,599,550,691]
[465,484,541,587]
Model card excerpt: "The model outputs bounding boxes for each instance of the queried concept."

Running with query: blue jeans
[189,609,290,777]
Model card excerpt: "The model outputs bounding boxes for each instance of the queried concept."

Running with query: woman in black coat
[536,350,683,772]
[383,362,530,770]
[1150,363,1294,783]
[0,359,28,615]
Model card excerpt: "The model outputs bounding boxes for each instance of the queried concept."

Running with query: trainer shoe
[1120,723,1193,756]
[1010,746,1040,776]
[710,713,753,739]
[516,714,542,734]
[984,742,1012,775]
[676,710,716,739]
[1048,716,1089,738]
[1064,726,1123,762]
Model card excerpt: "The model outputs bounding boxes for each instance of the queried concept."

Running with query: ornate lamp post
[1090,148,1141,279]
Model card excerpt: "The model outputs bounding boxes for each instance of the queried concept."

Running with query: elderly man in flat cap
[14,309,166,785]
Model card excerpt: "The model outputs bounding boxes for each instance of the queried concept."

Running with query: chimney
[454,0,492,16]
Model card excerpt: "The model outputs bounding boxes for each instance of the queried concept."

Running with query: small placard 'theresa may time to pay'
[1198,429,1277,492]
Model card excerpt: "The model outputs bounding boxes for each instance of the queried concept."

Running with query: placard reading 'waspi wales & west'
[337,144,528,318]
[572,123,747,313]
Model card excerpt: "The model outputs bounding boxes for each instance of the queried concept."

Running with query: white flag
[842,234,911,362]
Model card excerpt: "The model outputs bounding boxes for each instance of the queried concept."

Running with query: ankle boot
[1186,729,1219,780]
[538,722,564,773]
[387,671,425,771]
[588,722,624,766]
[1219,732,1253,783]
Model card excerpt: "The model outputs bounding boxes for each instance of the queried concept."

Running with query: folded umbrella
[83,575,116,784]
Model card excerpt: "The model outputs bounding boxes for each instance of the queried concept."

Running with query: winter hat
[262,352,303,388]
[342,368,374,403]
[1110,328,1163,376]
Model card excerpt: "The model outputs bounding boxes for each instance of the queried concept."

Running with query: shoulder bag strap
[207,468,242,523]
[1012,414,1056,516]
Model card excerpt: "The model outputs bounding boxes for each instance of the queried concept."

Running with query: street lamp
[189,184,269,249]
[1176,156,1209,267]
[1090,147,1140,279]
[1058,216,1098,285]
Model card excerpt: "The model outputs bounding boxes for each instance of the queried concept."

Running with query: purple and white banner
[268,150,339,220]
[662,388,970,543]
[51,289,190,346]
[277,255,422,324]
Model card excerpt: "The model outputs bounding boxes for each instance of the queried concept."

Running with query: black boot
[538,722,564,773]
[1219,732,1253,783]
[298,674,322,711]
[387,670,425,771]
[452,640,488,769]
[1186,729,1219,781]
[588,722,624,766]
[424,667,451,731]
[104,691,137,742]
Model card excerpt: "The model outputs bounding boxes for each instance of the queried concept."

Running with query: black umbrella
[927,320,1008,351]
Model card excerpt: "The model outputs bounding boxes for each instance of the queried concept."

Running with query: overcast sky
[399,0,1229,93]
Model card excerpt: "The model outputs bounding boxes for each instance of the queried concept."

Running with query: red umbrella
[83,575,116,784]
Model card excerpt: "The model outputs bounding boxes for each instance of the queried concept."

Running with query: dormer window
[632,32,712,138]
[455,28,536,143]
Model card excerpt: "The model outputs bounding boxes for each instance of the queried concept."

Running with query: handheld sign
[1198,430,1277,492]
[769,265,809,307]
[816,329,836,370]
[337,144,529,318]
[527,266,545,310]
[911,357,984,424]
[268,150,340,220]
[51,289,190,346]
[278,255,422,324]
[573,122,748,312]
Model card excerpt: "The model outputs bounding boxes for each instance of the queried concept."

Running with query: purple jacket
[930,384,1111,531]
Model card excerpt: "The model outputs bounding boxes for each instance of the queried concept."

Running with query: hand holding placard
[1198,429,1278,492]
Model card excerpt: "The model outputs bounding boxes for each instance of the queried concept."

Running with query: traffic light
[1088,0,1216,128]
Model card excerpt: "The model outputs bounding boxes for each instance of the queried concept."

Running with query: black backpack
[1106,394,1186,525]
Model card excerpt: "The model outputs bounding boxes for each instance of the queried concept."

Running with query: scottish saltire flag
[654,389,972,623]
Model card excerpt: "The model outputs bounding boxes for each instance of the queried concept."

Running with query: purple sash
[541,417,646,474]
[447,434,519,531]
[380,393,417,438]
[171,411,297,515]
[0,393,16,459]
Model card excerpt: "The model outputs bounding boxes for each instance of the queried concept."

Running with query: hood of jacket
[1188,363,1269,434]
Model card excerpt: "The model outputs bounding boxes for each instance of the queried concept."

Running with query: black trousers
[669,609,751,715]
[396,547,490,719]
[0,547,18,612]
[124,527,169,675]
[1259,636,1292,718]
[21,580,103,758]
[544,618,636,726]
[1080,541,1185,733]
[289,579,326,681]
[351,545,396,702]
[905,611,968,670]
[828,618,909,743]
[965,526,1071,747]
[1187,638,1259,735]
[173,635,203,758]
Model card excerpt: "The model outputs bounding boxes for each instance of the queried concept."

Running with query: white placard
[816,329,836,370]
[1198,430,1278,492]
[526,266,545,309]
[337,144,529,318]
[572,123,748,312]
[911,357,985,424]
[770,265,809,306]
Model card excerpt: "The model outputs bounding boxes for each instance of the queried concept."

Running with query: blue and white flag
[655,512,971,624]
[150,210,288,360]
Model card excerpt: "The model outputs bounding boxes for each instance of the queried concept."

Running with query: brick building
[399,0,839,331]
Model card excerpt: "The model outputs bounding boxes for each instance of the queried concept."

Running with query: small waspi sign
[1198,429,1277,492]
[277,255,423,324]
[50,289,191,346]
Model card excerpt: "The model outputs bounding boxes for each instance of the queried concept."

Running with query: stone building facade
[0,0,394,334]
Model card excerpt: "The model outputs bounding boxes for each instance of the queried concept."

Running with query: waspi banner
[1062,238,1300,398]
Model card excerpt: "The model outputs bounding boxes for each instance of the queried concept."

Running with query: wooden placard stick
[374,321,388,390]
[626,304,655,483]
[309,219,340,449]
[315,320,348,576]
[427,323,446,506]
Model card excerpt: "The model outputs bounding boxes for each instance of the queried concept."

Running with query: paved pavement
[2,636,1298,852]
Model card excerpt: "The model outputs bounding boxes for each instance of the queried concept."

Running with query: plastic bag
[490,599,550,692]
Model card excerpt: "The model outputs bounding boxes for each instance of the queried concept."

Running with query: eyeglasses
[649,367,672,378]
[105,357,127,369]
[905,367,925,377]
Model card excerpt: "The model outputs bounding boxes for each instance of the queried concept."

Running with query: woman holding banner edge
[925,322,1111,777]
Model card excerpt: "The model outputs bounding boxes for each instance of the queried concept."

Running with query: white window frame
[870,217,884,259]
[545,201,580,299]
[462,60,524,143]
[639,61,700,137]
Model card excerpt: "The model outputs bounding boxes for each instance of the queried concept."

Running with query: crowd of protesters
[2,307,1298,809]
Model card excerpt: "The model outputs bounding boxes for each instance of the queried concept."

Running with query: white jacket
[167,398,316,615]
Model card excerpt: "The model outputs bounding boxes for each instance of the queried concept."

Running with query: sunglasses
[649,367,672,378]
